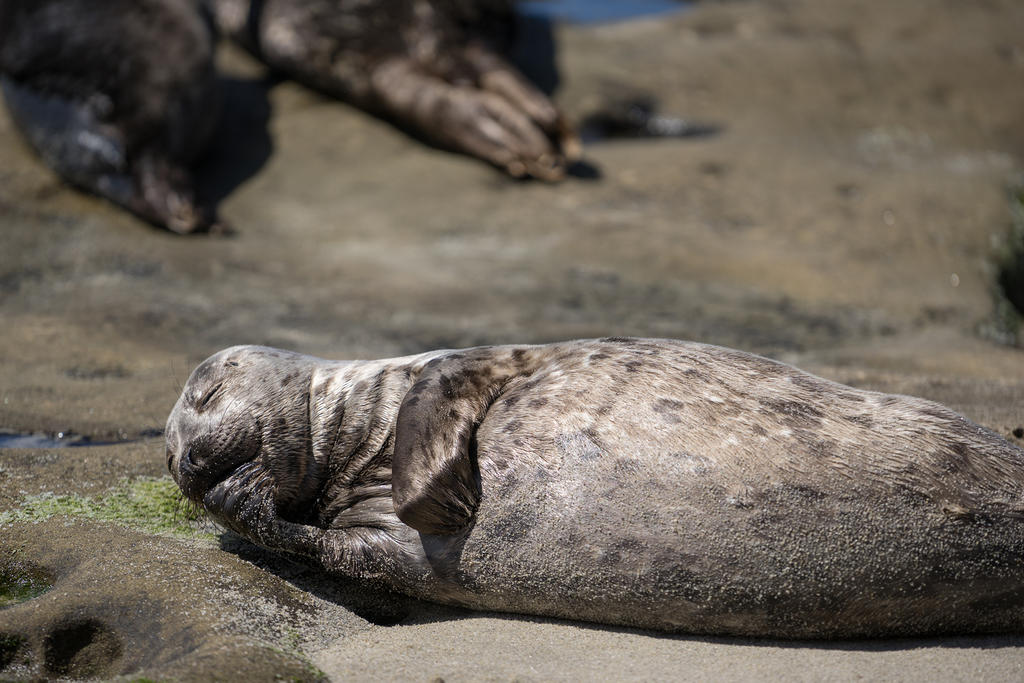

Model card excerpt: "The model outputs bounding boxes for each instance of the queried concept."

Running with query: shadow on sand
[193,75,275,211]
[218,531,1024,652]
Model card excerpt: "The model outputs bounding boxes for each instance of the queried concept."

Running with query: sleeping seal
[166,338,1024,637]
[0,0,222,233]
[208,0,578,180]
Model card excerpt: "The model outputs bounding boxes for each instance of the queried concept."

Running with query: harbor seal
[207,0,579,180]
[166,338,1024,637]
[0,0,222,233]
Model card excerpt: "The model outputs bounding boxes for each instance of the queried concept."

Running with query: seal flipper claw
[392,347,544,535]
[1,78,212,233]
[370,58,567,182]
[465,44,581,164]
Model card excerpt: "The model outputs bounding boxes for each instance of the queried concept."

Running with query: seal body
[166,338,1024,637]
[208,0,578,179]
[0,0,222,232]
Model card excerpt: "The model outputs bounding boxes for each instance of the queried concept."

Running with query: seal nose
[172,444,208,502]
[166,443,193,482]
[182,445,195,471]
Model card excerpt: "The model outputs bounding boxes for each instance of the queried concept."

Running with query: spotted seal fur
[166,338,1024,637]
[0,0,222,232]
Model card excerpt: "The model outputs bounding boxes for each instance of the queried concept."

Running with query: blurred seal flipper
[1,75,136,206]
[0,0,223,233]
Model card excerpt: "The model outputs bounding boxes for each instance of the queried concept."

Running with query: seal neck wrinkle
[308,358,420,529]
[308,350,453,476]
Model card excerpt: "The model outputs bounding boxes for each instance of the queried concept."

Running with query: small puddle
[0,562,53,609]
[0,432,102,449]
[520,0,687,24]
[0,429,161,449]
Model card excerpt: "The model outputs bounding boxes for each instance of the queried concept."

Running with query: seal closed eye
[196,382,224,410]
[167,338,1024,638]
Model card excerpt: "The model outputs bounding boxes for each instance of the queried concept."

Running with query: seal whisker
[167,359,185,399]
[172,490,207,530]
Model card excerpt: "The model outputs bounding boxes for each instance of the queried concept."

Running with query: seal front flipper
[214,481,383,576]
[392,346,544,535]
[370,57,572,181]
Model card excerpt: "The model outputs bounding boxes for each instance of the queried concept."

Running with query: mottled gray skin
[208,0,578,180]
[166,338,1024,638]
[0,0,222,233]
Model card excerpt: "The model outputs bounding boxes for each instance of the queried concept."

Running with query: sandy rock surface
[2,0,1023,679]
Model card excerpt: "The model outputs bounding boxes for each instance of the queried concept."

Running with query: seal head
[168,345,425,581]
[167,346,322,525]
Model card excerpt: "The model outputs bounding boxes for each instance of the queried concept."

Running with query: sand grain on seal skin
[166,338,1024,638]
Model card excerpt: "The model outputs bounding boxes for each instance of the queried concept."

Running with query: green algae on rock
[0,477,213,539]
[0,561,52,608]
